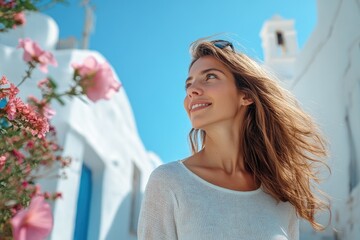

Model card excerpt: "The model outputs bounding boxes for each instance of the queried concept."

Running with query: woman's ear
[239,91,254,106]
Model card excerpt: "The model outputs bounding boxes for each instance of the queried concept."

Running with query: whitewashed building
[0,12,161,240]
[260,0,360,239]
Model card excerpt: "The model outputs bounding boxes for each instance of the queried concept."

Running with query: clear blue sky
[44,0,317,164]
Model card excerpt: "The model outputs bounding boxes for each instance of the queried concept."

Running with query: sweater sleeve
[288,206,299,240]
[137,167,178,240]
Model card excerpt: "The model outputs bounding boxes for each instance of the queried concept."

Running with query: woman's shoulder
[147,160,184,188]
[151,160,182,176]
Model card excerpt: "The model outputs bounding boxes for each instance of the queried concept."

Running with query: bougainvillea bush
[0,0,67,32]
[0,3,121,239]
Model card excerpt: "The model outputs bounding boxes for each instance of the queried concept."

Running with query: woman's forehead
[188,56,230,75]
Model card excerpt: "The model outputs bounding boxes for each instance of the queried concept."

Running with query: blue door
[74,164,92,240]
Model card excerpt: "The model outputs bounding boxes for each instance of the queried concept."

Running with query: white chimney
[260,15,299,81]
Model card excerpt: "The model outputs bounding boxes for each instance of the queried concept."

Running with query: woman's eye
[185,83,191,90]
[206,74,217,80]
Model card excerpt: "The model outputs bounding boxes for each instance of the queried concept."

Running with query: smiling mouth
[190,103,212,112]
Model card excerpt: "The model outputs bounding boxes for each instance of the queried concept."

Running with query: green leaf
[21,0,38,11]
[55,95,65,105]
[78,96,89,105]
[48,77,58,89]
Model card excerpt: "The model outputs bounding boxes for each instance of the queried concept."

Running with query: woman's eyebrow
[185,68,226,83]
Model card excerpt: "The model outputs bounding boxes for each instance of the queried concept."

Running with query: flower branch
[1,35,120,239]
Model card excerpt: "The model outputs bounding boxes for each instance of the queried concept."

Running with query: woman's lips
[190,103,212,112]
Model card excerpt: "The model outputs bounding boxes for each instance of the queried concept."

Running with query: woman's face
[184,56,248,130]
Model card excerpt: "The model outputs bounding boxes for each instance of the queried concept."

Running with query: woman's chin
[191,122,207,130]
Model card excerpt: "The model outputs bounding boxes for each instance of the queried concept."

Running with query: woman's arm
[137,167,178,240]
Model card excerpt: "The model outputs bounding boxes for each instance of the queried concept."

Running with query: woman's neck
[199,125,247,175]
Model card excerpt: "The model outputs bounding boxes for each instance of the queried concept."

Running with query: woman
[137,38,330,240]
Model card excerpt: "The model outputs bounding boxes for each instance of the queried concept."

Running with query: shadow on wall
[83,144,106,240]
[105,192,143,240]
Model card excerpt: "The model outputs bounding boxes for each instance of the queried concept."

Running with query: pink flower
[43,105,56,119]
[22,181,29,188]
[25,140,35,149]
[72,56,121,102]
[53,192,62,199]
[5,97,17,120]
[43,192,50,199]
[25,163,31,174]
[27,95,56,119]
[13,12,26,26]
[1,82,19,100]
[9,83,19,98]
[12,149,25,164]
[0,155,6,171]
[31,185,42,198]
[0,0,15,8]
[2,83,20,115]
[11,196,53,240]
[18,38,57,73]
[5,97,49,138]
[37,78,49,88]
[1,75,9,85]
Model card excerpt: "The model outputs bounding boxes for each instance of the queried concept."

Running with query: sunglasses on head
[211,40,235,52]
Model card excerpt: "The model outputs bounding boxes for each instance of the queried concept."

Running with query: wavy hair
[188,39,331,230]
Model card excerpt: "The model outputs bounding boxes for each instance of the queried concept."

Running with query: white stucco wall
[289,0,360,239]
[0,12,161,240]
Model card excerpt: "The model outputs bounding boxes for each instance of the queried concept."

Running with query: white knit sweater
[138,160,299,240]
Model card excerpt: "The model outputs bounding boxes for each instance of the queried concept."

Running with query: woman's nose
[186,83,203,97]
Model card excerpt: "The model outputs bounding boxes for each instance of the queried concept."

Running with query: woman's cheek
[184,97,190,114]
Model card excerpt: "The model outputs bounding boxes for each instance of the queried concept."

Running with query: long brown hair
[188,39,331,230]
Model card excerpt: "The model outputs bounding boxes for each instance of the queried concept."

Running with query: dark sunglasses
[211,40,235,52]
